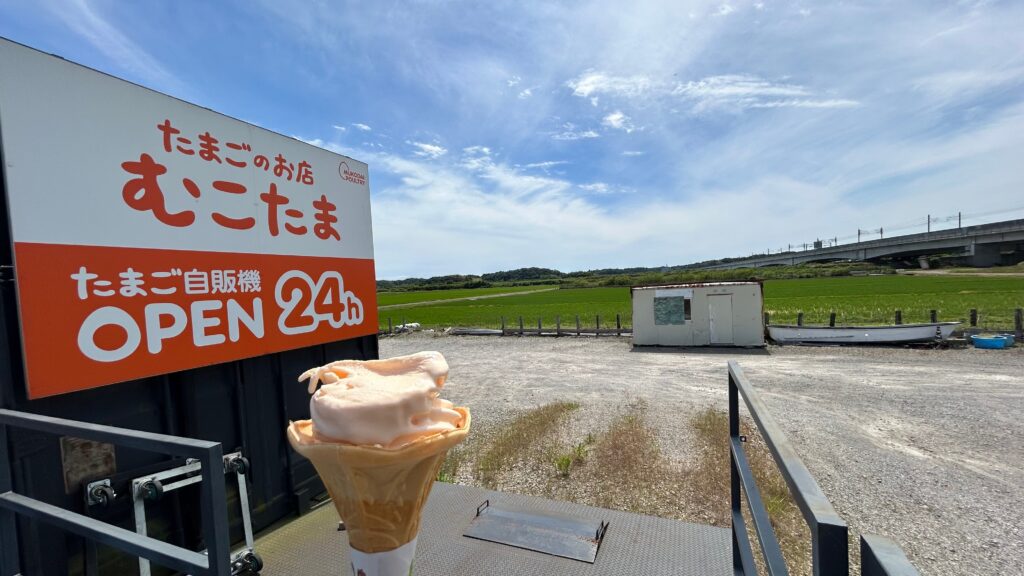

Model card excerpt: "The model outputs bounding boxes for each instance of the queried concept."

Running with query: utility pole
[857,229,861,243]
[958,211,961,229]
[927,214,930,233]
[880,227,884,239]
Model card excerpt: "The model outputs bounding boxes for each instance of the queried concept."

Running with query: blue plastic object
[971,335,1009,349]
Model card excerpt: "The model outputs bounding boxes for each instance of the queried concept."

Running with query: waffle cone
[287,407,470,553]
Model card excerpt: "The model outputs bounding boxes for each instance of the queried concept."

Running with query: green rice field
[376,275,1024,330]
[377,285,546,307]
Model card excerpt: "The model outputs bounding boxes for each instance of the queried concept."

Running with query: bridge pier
[968,243,1002,267]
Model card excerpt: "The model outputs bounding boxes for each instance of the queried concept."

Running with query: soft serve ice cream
[301,351,464,448]
[286,351,470,576]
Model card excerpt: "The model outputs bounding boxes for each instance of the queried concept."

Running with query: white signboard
[0,39,378,398]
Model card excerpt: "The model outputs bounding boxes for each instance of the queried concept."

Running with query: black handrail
[861,535,920,576]
[0,409,230,575]
[729,361,919,576]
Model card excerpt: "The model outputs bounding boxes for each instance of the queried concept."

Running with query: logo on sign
[339,161,366,186]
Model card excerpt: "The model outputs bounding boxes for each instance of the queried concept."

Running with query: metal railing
[728,361,918,576]
[0,409,231,576]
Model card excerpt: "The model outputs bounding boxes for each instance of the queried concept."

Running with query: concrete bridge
[701,218,1024,269]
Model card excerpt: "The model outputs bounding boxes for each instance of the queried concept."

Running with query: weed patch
[474,401,580,487]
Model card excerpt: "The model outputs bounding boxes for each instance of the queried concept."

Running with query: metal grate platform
[253,483,732,575]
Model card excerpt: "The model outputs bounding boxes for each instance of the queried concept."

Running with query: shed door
[708,294,734,344]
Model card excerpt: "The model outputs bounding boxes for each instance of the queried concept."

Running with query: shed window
[654,296,691,325]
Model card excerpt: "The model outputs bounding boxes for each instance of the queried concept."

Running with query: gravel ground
[381,333,1023,576]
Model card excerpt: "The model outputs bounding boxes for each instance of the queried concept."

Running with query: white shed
[631,282,765,347]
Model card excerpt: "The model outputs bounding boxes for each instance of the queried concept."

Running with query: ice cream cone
[287,407,470,554]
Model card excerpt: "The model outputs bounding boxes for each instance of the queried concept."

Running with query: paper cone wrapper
[287,407,470,555]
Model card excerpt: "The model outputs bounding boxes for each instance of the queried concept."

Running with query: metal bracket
[85,479,114,507]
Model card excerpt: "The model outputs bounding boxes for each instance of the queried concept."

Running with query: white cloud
[507,75,521,87]
[552,122,600,141]
[408,141,448,159]
[352,123,372,131]
[332,124,347,131]
[579,182,610,194]
[518,88,533,99]
[524,160,569,169]
[566,71,654,99]
[602,111,635,132]
[622,150,645,156]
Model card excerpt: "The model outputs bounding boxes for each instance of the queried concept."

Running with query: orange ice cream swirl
[298,351,464,449]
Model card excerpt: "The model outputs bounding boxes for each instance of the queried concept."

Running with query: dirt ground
[381,333,1023,576]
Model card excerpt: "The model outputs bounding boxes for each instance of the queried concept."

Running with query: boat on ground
[767,322,960,344]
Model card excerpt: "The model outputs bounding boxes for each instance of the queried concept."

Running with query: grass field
[377,275,1024,329]
[377,285,546,307]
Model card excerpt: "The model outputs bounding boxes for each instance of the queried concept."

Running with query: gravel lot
[381,332,1023,576]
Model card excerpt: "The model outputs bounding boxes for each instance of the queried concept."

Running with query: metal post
[1015,309,1023,340]
[0,422,21,576]
[958,211,961,229]
[728,372,742,572]
[970,309,977,327]
[927,214,930,233]
[537,317,542,333]
[518,316,524,336]
[595,315,600,337]
[555,316,560,336]
[895,310,902,325]
[930,310,937,323]
[575,315,581,336]
[199,445,230,576]
[813,520,850,576]
[797,312,804,326]
[616,314,621,336]
[501,316,506,335]
[829,312,836,327]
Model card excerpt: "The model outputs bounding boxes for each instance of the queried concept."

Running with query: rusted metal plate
[463,500,607,563]
[60,436,116,495]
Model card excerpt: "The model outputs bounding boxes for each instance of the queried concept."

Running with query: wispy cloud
[524,160,569,169]
[552,122,600,141]
[566,71,858,113]
[332,124,347,131]
[567,71,654,99]
[518,88,533,99]
[408,141,448,159]
[579,182,610,194]
[48,0,177,87]
[602,111,635,132]
[622,150,645,157]
[352,123,372,131]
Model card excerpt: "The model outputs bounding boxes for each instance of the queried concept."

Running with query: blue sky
[2,1,1023,279]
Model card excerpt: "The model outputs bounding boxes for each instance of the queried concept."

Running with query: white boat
[767,322,960,344]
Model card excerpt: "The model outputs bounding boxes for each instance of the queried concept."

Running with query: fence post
[519,316,524,336]
[596,315,600,337]
[556,315,561,337]
[797,312,804,326]
[970,309,977,327]
[829,312,836,327]
[501,316,506,335]
[930,309,937,323]
[388,317,392,334]
[616,314,621,336]
[576,315,581,336]
[537,317,542,333]
[894,310,902,325]
[1016,308,1023,340]
[814,521,850,576]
